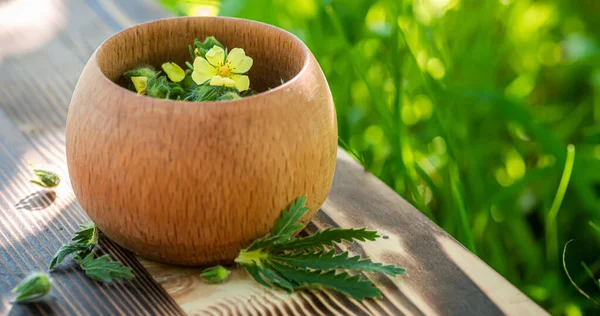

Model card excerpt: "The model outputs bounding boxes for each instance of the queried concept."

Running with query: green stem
[546,144,576,264]
[449,162,477,254]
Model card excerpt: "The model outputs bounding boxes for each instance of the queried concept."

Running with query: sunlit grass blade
[546,144,576,263]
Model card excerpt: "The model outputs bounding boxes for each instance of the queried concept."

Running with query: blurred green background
[158,0,600,314]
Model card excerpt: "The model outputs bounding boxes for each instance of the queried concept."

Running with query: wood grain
[66,16,338,266]
[145,150,548,316]
[0,0,548,315]
[0,0,183,314]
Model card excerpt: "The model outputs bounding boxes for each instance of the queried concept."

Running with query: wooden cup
[65,17,337,266]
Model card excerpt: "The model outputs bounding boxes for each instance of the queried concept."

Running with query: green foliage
[50,223,134,283]
[190,36,224,59]
[76,254,134,283]
[271,196,308,238]
[271,227,379,252]
[272,250,405,276]
[159,0,600,312]
[30,165,60,188]
[123,66,158,79]
[269,261,382,300]
[72,222,99,246]
[200,265,231,283]
[12,272,51,303]
[230,196,404,301]
[49,242,94,270]
[183,85,239,102]
[123,37,251,101]
[50,222,98,269]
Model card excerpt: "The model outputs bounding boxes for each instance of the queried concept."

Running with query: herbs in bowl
[122,36,255,102]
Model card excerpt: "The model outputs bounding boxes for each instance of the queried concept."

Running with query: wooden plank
[0,0,183,314]
[145,150,548,316]
[0,0,548,315]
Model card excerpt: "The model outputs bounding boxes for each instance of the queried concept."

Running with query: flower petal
[210,75,236,87]
[161,62,186,82]
[192,57,216,84]
[205,45,225,67]
[227,48,253,73]
[131,76,147,94]
[231,74,250,92]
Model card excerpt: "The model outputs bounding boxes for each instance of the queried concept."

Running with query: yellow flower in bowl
[192,45,253,92]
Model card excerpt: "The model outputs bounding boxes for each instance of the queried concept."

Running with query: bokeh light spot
[426,58,446,79]
[364,125,385,145]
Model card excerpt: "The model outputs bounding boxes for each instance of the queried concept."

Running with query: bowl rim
[93,16,311,105]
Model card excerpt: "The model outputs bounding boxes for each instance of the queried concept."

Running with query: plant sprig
[204,196,405,301]
[49,223,133,283]
[30,165,60,188]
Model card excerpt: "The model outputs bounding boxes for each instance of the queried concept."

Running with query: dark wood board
[0,0,547,315]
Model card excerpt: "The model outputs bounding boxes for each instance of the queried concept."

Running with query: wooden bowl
[65,17,337,266]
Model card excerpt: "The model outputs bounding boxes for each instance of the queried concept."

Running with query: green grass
[159,0,600,314]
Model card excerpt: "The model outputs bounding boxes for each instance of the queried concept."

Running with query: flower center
[217,64,231,77]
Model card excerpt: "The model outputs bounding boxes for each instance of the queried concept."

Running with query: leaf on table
[244,264,272,288]
[247,196,310,251]
[271,227,379,252]
[30,166,60,188]
[71,222,99,246]
[76,254,134,283]
[49,242,94,270]
[270,196,309,238]
[273,250,406,277]
[269,261,382,301]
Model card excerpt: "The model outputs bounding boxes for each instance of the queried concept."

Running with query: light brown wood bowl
[65,17,337,266]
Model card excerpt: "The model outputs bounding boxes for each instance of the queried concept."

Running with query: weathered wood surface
[0,0,547,315]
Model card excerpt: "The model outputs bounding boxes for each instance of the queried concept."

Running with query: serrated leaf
[258,262,297,292]
[269,262,381,301]
[270,196,309,238]
[273,250,405,277]
[71,223,98,246]
[49,242,94,270]
[272,227,379,252]
[244,264,272,288]
[12,272,51,303]
[76,254,134,283]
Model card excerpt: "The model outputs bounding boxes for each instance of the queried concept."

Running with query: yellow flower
[192,45,252,92]
[131,76,147,94]
[161,62,185,82]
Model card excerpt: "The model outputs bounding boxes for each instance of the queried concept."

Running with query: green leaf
[76,254,134,283]
[272,227,379,252]
[71,223,98,246]
[123,66,157,79]
[30,167,60,188]
[259,262,296,292]
[244,264,272,288]
[271,196,309,238]
[49,242,94,270]
[273,250,405,277]
[12,272,51,303]
[193,36,224,58]
[269,262,381,301]
[200,265,231,283]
